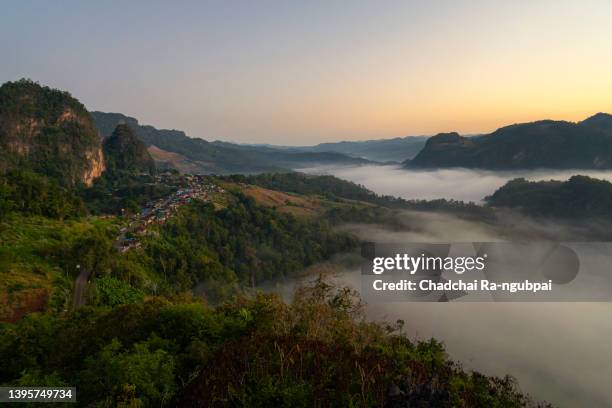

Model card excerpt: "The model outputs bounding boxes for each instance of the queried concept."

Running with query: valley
[4,80,612,407]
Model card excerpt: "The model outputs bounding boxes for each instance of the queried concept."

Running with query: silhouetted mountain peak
[408,115,612,169]
[584,112,612,120]
[428,132,462,143]
[580,112,612,132]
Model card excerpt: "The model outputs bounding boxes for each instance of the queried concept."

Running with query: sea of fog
[298,164,612,202]
[268,271,612,407]
[268,165,612,407]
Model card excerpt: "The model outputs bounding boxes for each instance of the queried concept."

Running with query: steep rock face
[0,79,105,186]
[406,118,612,169]
[406,132,478,168]
[103,124,156,175]
[83,148,106,185]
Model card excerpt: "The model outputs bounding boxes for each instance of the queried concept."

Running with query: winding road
[72,268,90,308]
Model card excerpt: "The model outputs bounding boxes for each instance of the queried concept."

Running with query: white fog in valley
[266,165,612,407]
[268,274,612,406]
[299,164,612,202]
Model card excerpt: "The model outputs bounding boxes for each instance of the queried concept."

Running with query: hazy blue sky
[2,1,612,144]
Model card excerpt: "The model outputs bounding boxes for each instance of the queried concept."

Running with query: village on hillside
[116,174,225,252]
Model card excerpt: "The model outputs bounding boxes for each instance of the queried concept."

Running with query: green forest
[0,279,551,407]
[0,77,556,407]
[486,175,612,219]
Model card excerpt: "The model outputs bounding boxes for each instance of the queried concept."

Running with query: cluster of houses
[116,176,225,252]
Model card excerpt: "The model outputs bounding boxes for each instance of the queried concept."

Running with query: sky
[2,0,612,145]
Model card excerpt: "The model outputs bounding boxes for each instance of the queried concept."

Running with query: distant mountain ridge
[280,136,428,162]
[9,80,612,176]
[579,112,612,133]
[406,114,612,169]
[92,112,371,174]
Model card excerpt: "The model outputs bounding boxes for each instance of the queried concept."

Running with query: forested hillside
[103,124,156,176]
[0,174,358,319]
[0,164,555,406]
[486,175,612,220]
[407,116,612,169]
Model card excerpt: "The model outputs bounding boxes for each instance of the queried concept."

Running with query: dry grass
[241,185,323,218]
[0,283,49,323]
[147,145,208,174]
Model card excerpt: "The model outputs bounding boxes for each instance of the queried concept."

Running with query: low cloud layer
[270,167,612,406]
[299,164,612,202]
[315,213,612,406]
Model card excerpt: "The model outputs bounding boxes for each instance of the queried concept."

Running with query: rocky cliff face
[82,148,106,185]
[0,79,105,186]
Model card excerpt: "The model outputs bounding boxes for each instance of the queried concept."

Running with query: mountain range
[266,136,428,162]
[91,112,372,174]
[407,113,612,169]
[5,80,612,178]
[97,111,612,173]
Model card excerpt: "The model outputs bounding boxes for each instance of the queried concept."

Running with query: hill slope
[0,80,105,185]
[407,116,612,169]
[103,124,156,175]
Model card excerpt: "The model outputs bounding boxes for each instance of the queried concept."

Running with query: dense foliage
[141,195,357,297]
[0,213,119,322]
[486,175,612,219]
[0,279,551,407]
[79,172,176,215]
[0,185,357,321]
[0,170,86,220]
[0,166,172,219]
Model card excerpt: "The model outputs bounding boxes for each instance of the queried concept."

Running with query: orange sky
[3,1,612,144]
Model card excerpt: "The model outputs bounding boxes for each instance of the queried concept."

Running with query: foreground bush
[0,279,551,407]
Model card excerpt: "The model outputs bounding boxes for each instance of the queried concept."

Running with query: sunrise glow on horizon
[2,0,612,144]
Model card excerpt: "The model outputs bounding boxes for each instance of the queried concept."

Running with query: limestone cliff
[0,79,105,186]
